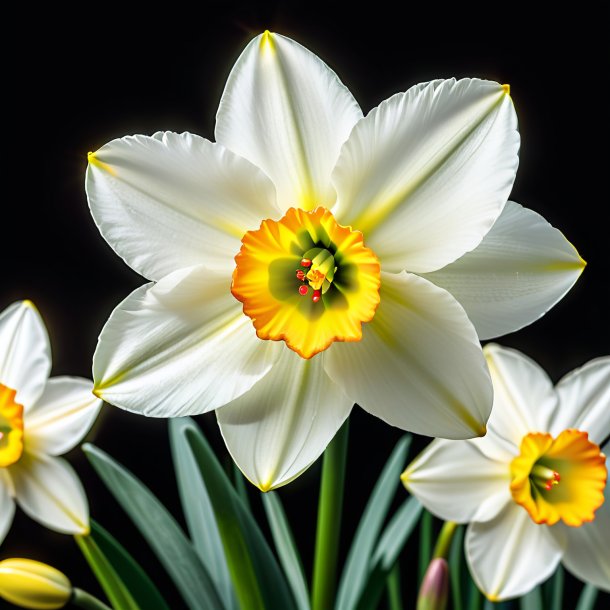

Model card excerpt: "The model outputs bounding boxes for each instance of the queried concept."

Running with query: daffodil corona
[88,31,584,490]
[0,301,101,545]
[402,344,610,600]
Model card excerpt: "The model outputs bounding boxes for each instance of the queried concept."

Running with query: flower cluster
[1,29,606,610]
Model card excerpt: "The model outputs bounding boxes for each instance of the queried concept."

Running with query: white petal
[0,301,51,410]
[550,357,610,444]
[93,265,280,417]
[402,438,511,523]
[87,132,279,280]
[0,474,15,545]
[466,503,563,601]
[422,202,585,339]
[215,31,362,211]
[25,378,102,456]
[325,271,492,439]
[484,344,557,454]
[555,441,610,592]
[10,453,89,535]
[217,348,352,491]
[332,79,519,273]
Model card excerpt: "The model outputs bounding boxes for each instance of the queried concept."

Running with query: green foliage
[78,423,607,610]
[336,435,412,610]
[170,417,296,610]
[83,443,224,610]
[170,419,237,610]
[262,492,311,610]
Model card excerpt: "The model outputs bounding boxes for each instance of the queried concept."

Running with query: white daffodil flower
[0,301,101,544]
[402,344,610,600]
[87,31,583,491]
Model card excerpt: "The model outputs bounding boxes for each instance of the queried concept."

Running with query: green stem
[387,562,403,610]
[311,420,349,610]
[433,521,458,560]
[418,510,433,583]
[71,588,113,610]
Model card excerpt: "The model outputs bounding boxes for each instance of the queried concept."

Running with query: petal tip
[21,299,38,312]
[258,480,273,492]
[87,151,116,176]
[260,30,275,53]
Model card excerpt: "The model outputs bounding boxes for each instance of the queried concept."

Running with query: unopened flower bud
[417,557,449,610]
[0,559,71,609]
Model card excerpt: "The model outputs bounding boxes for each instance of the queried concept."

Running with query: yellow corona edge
[510,429,607,526]
[501,83,510,95]
[0,559,72,609]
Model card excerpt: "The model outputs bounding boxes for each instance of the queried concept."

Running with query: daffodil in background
[402,344,609,600]
[87,31,583,491]
[0,301,101,544]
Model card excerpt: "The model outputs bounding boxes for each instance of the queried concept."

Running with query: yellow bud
[0,559,71,609]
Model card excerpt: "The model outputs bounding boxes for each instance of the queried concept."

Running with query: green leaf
[89,521,170,610]
[448,525,464,610]
[262,492,310,610]
[547,565,564,610]
[467,578,482,610]
[336,435,412,610]
[170,419,237,610]
[233,462,252,511]
[575,584,598,610]
[355,495,423,610]
[176,417,296,610]
[83,443,224,610]
[419,510,433,584]
[386,563,403,610]
[520,586,543,610]
[75,533,140,610]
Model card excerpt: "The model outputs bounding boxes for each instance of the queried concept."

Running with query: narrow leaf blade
[170,418,236,610]
[355,496,423,610]
[179,418,296,610]
[520,586,543,610]
[575,584,599,610]
[336,435,412,610]
[89,521,171,610]
[83,443,224,610]
[75,533,140,610]
[262,491,310,610]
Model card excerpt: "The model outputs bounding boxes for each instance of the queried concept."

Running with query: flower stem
[72,588,113,610]
[311,419,349,610]
[433,521,458,560]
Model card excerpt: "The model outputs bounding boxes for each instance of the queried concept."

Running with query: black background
[3,2,609,608]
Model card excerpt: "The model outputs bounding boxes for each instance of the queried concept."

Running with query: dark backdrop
[4,2,608,609]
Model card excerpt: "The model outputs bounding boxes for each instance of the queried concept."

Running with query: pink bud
[417,558,449,610]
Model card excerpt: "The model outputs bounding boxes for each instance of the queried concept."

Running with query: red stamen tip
[298,285,309,296]
[545,482,553,490]
[300,258,312,268]
[554,472,560,481]
[312,290,321,303]
[296,270,305,281]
